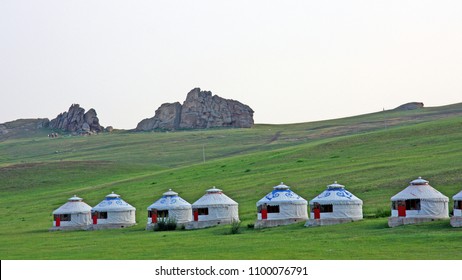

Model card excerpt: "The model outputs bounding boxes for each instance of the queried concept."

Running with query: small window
[54,214,71,221]
[320,204,333,213]
[406,199,421,210]
[267,205,280,213]
[197,208,209,215]
[158,210,169,218]
[454,201,462,210]
[98,212,108,219]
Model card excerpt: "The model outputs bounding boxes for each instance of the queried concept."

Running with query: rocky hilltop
[49,104,104,134]
[136,88,254,131]
[394,102,424,110]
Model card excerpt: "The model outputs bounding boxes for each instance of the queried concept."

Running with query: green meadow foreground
[1,104,462,259]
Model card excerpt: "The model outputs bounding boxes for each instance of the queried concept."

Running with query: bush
[154,218,177,231]
[229,219,241,234]
[374,208,391,218]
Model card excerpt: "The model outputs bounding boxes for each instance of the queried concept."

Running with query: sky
[1,0,461,129]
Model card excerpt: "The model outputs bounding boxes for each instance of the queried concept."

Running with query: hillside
[0,103,461,259]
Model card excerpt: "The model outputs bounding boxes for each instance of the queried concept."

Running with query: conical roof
[453,190,462,201]
[391,177,449,202]
[53,195,92,214]
[310,181,363,205]
[148,189,191,210]
[257,182,307,206]
[192,187,238,207]
[92,192,135,212]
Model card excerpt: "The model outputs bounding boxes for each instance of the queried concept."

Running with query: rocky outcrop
[137,102,182,131]
[136,88,254,131]
[394,102,424,110]
[49,104,104,134]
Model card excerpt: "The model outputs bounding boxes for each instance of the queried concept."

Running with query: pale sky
[1,0,461,129]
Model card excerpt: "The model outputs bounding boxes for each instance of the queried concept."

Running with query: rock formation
[394,102,424,110]
[136,88,254,131]
[49,104,104,134]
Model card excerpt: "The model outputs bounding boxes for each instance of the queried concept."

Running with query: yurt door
[314,208,320,219]
[261,204,268,220]
[398,201,406,217]
[313,203,321,219]
[55,215,61,227]
[193,209,199,221]
[92,212,98,224]
[152,209,158,223]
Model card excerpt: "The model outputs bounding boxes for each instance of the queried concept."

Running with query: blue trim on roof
[265,189,300,201]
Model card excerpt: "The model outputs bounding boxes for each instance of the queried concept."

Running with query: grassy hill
[1,104,462,259]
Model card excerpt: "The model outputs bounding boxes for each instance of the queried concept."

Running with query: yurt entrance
[257,204,281,220]
[393,199,421,217]
[91,211,108,224]
[148,209,168,223]
[53,214,70,227]
[312,203,320,219]
[311,203,333,219]
[192,208,208,221]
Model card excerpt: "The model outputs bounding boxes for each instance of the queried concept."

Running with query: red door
[193,209,199,221]
[56,216,61,227]
[151,210,158,223]
[314,208,321,219]
[92,214,98,225]
[398,205,406,217]
[261,209,268,220]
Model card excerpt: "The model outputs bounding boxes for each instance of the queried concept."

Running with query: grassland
[0,105,462,259]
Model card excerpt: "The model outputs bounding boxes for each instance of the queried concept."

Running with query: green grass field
[1,105,462,259]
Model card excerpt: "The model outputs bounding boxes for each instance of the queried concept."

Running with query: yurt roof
[453,190,462,201]
[257,182,307,206]
[310,181,363,205]
[92,192,136,212]
[53,195,92,214]
[148,189,191,210]
[192,187,238,207]
[391,177,449,202]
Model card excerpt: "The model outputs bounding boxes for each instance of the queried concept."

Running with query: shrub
[229,219,241,234]
[375,208,391,218]
[154,218,177,231]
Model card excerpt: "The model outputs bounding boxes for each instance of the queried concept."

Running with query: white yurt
[388,177,449,227]
[186,187,239,229]
[305,181,363,227]
[450,190,462,227]
[255,182,308,228]
[91,192,136,229]
[51,195,92,230]
[146,189,192,230]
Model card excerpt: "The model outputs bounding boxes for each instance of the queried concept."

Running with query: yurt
[51,195,92,231]
[91,192,136,229]
[388,177,449,227]
[255,182,308,229]
[450,190,462,227]
[186,187,239,229]
[305,181,363,227]
[146,189,192,230]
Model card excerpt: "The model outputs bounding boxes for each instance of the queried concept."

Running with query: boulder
[136,102,182,131]
[49,104,104,133]
[136,88,254,131]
